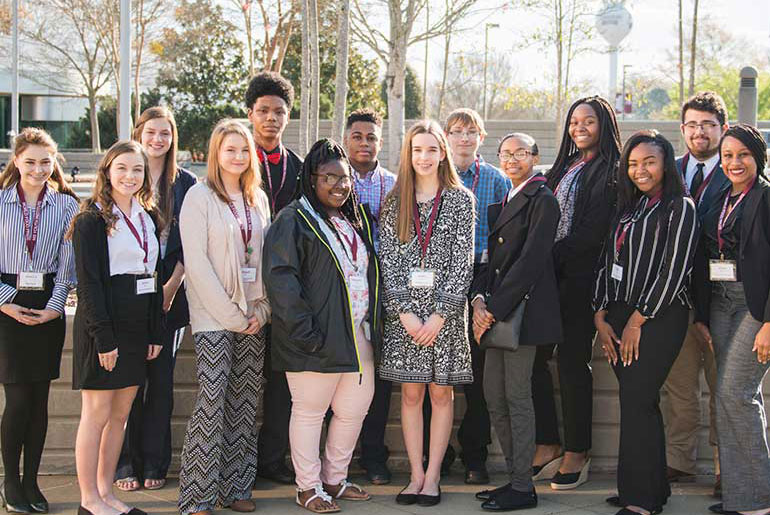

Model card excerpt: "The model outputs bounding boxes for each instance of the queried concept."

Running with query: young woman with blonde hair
[71,140,164,515]
[378,120,475,507]
[0,128,78,513]
[177,119,270,515]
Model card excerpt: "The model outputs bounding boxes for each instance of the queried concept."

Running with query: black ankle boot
[0,481,33,514]
[22,482,48,513]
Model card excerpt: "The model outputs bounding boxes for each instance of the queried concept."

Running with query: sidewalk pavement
[31,473,719,514]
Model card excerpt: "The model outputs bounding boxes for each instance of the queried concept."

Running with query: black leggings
[1,381,50,488]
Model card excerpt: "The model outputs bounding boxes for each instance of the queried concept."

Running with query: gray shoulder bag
[479,293,529,352]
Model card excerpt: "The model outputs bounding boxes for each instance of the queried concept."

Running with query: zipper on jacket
[297,210,363,375]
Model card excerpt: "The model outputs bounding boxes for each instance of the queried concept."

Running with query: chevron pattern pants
[177,329,266,514]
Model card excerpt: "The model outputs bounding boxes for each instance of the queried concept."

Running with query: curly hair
[345,108,383,130]
[244,71,295,110]
[681,91,728,126]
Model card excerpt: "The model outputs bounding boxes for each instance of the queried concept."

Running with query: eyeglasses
[313,173,353,187]
[498,150,534,162]
[447,129,480,139]
[683,121,720,131]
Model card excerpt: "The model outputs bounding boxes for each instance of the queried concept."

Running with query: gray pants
[483,345,537,492]
[710,282,770,512]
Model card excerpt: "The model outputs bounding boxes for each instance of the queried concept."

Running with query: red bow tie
[264,150,281,165]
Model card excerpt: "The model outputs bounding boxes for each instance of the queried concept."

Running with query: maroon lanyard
[717,178,755,255]
[16,183,45,260]
[501,175,546,207]
[118,206,149,267]
[259,146,287,213]
[331,217,359,264]
[226,195,253,259]
[470,158,481,194]
[682,153,719,202]
[413,188,443,266]
[614,191,662,259]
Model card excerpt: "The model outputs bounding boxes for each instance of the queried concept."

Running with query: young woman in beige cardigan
[177,120,271,515]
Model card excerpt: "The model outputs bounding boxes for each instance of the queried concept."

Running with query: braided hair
[720,123,768,179]
[298,138,363,231]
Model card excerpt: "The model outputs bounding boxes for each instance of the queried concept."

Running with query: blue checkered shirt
[459,157,511,263]
[352,162,396,251]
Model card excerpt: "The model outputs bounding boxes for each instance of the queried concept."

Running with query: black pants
[532,344,561,445]
[359,373,393,466]
[257,327,292,468]
[607,301,688,511]
[117,327,182,480]
[1,381,49,488]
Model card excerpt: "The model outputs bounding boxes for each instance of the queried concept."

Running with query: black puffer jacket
[262,199,382,373]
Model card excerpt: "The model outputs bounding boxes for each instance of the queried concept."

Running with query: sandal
[144,478,166,490]
[295,486,341,513]
[114,477,140,492]
[323,480,371,501]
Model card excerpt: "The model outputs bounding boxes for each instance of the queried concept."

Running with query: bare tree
[22,0,113,151]
[688,0,699,97]
[678,0,684,104]
[133,0,167,120]
[299,0,310,153]
[229,0,299,74]
[308,0,320,143]
[351,0,476,166]
[331,0,350,141]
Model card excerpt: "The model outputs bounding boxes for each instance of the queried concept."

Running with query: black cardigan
[72,205,164,353]
[693,176,770,324]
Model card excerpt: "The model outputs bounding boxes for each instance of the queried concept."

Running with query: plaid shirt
[352,162,396,251]
[459,156,511,263]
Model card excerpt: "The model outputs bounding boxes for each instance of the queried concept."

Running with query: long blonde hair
[133,106,179,225]
[0,127,77,199]
[205,119,262,206]
[390,120,461,242]
[74,140,157,235]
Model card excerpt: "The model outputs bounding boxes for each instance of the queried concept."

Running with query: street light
[483,23,499,121]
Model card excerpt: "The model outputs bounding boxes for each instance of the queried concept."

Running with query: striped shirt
[593,195,698,318]
[0,184,79,313]
[458,156,511,263]
[352,162,396,250]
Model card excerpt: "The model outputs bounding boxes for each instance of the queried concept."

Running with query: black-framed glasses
[498,150,534,162]
[312,173,353,186]
[683,121,720,131]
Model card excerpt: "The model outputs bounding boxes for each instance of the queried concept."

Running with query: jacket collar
[740,176,769,253]
[490,173,545,234]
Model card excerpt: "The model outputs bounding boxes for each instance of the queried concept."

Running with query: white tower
[596,1,633,103]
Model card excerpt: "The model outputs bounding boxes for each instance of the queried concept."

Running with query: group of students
[0,70,768,515]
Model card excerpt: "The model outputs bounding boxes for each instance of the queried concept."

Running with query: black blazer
[548,156,617,279]
[693,176,770,324]
[676,154,730,219]
[472,175,563,346]
[161,168,197,331]
[72,205,164,353]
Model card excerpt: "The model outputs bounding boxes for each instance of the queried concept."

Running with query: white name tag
[409,268,436,289]
[241,267,257,283]
[135,274,157,295]
[611,263,624,282]
[480,249,489,264]
[17,272,44,290]
[710,259,737,282]
[349,275,367,293]
[363,321,371,341]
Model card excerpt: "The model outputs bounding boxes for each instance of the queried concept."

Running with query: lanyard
[554,158,587,196]
[470,158,481,194]
[259,146,287,213]
[501,174,546,207]
[118,206,149,269]
[717,178,755,256]
[330,217,360,268]
[682,153,719,202]
[413,188,443,267]
[16,183,45,261]
[614,191,662,259]
[226,195,254,262]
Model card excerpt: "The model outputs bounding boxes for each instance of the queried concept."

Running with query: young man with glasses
[661,91,729,497]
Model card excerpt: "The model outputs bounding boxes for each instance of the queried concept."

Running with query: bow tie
[263,149,282,165]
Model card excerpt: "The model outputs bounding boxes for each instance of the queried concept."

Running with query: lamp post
[118,0,132,140]
[11,0,19,142]
[483,22,499,121]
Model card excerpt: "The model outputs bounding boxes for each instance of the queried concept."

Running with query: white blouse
[107,199,160,276]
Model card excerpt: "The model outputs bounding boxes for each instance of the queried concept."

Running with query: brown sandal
[295,486,341,513]
[323,480,371,501]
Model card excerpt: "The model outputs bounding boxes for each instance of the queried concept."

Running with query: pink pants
[286,326,375,491]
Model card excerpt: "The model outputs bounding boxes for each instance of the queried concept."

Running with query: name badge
[363,321,371,341]
[17,272,44,291]
[710,259,737,282]
[349,275,367,293]
[611,263,624,282]
[135,273,157,295]
[480,249,489,264]
[409,268,436,289]
[241,267,257,283]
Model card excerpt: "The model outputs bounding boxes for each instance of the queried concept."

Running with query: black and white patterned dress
[378,187,475,385]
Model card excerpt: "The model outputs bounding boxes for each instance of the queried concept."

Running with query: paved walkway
[33,473,719,514]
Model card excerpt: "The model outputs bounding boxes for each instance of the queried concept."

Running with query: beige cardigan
[179,182,271,334]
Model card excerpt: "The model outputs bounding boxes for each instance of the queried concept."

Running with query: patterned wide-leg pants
[178,329,266,514]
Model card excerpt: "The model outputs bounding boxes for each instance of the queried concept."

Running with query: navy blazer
[676,153,730,220]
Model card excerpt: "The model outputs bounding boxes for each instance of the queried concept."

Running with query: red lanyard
[614,191,662,259]
[554,158,587,196]
[717,178,755,255]
[470,158,481,194]
[16,183,45,260]
[331,217,359,264]
[413,188,443,267]
[226,195,253,260]
[118,205,149,267]
[501,174,547,207]
[259,146,287,213]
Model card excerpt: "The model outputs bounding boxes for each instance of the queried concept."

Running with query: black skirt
[0,274,66,384]
[73,274,152,390]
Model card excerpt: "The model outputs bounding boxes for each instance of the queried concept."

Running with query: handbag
[479,294,528,352]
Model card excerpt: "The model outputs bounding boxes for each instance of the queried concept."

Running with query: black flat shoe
[77,507,93,515]
[0,483,33,514]
[709,503,739,515]
[28,502,48,514]
[395,487,418,506]
[465,467,490,485]
[256,462,295,485]
[607,496,622,507]
[476,483,512,502]
[416,486,441,507]
[481,489,537,511]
